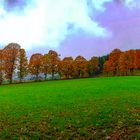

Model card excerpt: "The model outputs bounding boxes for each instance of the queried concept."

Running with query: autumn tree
[103,60,111,76]
[136,49,140,69]
[88,56,99,76]
[2,43,20,84]
[126,50,136,75]
[59,57,74,79]
[42,54,49,80]
[0,49,3,84]
[18,49,28,82]
[108,49,122,75]
[118,51,129,76]
[29,53,43,81]
[74,56,88,78]
[98,55,108,71]
[47,50,60,80]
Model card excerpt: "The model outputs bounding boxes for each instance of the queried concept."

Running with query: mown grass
[0,77,140,139]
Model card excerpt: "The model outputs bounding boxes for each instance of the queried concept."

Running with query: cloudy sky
[0,0,140,58]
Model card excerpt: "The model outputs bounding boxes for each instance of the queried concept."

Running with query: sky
[0,0,140,59]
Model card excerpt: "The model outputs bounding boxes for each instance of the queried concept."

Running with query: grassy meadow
[0,77,140,139]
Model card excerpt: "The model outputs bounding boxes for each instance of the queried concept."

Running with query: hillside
[0,77,140,139]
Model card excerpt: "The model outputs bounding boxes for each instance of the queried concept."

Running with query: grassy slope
[0,77,140,139]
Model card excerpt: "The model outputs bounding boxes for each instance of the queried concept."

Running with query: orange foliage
[103,60,111,75]
[127,50,136,75]
[0,50,3,84]
[88,56,99,76]
[118,51,129,75]
[136,50,140,69]
[42,54,49,80]
[108,49,122,75]
[18,49,28,82]
[74,56,88,78]
[29,53,43,81]
[2,43,20,83]
[59,57,74,79]
[1,42,140,84]
[47,50,60,80]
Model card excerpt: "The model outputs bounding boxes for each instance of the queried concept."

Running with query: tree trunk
[66,74,69,79]
[36,67,39,81]
[0,72,3,85]
[130,69,134,76]
[125,71,128,76]
[36,73,39,81]
[19,72,22,83]
[44,73,47,80]
[113,70,117,76]
[9,76,13,84]
[52,71,54,80]
[78,70,81,78]
[107,72,109,77]
[59,73,61,79]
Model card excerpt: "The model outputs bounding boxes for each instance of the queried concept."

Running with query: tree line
[0,43,106,85]
[1,43,138,85]
[103,49,140,76]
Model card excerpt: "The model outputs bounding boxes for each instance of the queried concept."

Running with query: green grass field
[0,77,140,139]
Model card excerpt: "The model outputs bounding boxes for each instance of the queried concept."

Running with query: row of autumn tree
[1,43,138,85]
[103,49,140,76]
[0,43,104,84]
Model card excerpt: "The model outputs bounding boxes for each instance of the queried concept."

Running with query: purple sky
[0,0,140,59]
[59,1,140,59]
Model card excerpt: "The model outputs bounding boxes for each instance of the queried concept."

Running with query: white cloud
[91,0,112,11]
[0,0,110,50]
[125,0,140,8]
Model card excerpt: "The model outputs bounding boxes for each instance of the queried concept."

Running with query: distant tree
[88,56,99,76]
[98,55,108,73]
[47,50,60,80]
[29,53,43,81]
[42,54,49,80]
[0,49,3,84]
[103,60,111,76]
[18,49,28,82]
[118,51,129,76]
[59,57,74,79]
[74,56,88,78]
[108,49,122,75]
[2,43,20,84]
[136,49,140,69]
[127,50,136,75]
